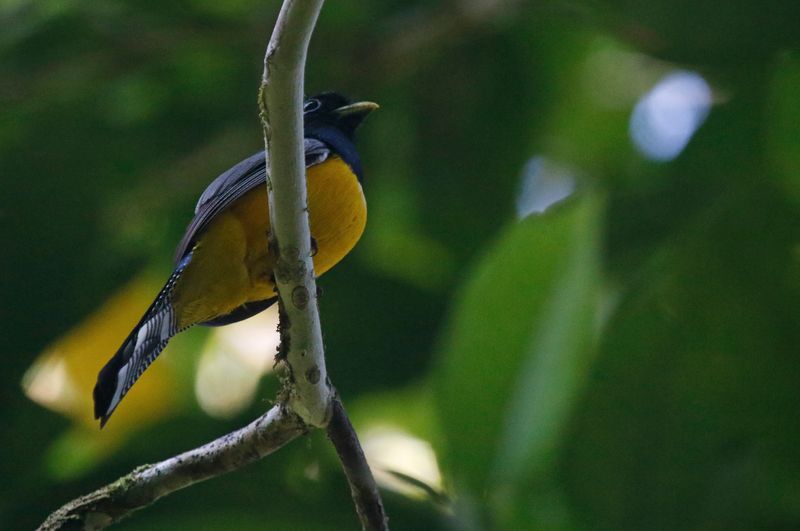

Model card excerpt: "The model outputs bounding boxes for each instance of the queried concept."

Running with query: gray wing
[173,139,330,263]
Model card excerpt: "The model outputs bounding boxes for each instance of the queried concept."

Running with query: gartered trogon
[93,92,377,427]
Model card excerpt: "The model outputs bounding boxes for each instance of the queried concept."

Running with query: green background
[2,0,800,529]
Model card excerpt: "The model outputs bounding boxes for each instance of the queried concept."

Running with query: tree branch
[258,3,388,528]
[40,2,388,529]
[327,397,389,531]
[259,0,332,429]
[39,406,306,530]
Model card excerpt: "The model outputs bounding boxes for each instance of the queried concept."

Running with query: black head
[303,92,378,140]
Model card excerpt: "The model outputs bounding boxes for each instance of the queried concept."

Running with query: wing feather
[173,139,330,263]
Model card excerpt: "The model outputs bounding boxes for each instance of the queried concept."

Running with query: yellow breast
[172,156,366,327]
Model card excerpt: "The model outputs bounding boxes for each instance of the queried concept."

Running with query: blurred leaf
[766,51,800,204]
[603,0,800,65]
[44,425,112,480]
[101,72,166,127]
[563,189,800,530]
[533,32,642,181]
[22,271,202,474]
[435,192,603,524]
[23,273,180,427]
[348,383,439,439]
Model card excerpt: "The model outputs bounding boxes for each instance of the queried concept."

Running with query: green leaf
[435,193,603,520]
[562,190,800,529]
[766,52,800,204]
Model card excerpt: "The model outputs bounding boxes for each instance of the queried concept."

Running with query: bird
[93,92,378,427]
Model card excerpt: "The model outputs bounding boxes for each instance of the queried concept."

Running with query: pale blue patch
[516,157,577,219]
[630,71,712,162]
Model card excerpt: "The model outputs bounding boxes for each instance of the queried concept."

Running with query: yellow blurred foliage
[23,273,182,438]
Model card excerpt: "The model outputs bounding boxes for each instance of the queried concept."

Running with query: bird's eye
[303,99,321,113]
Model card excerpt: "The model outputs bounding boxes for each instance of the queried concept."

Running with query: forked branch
[39,1,387,529]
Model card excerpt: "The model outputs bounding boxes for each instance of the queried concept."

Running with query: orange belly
[172,156,366,327]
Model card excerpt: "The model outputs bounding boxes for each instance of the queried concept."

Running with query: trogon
[93,92,377,427]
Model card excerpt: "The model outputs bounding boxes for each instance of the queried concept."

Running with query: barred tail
[93,254,191,427]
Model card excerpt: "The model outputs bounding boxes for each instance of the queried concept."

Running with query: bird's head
[303,92,379,139]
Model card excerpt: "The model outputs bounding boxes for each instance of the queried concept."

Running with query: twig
[38,406,307,530]
[259,0,332,428]
[327,397,389,531]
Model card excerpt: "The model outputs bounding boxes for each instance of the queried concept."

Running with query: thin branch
[258,2,388,529]
[327,397,389,531]
[39,406,307,530]
[259,0,332,428]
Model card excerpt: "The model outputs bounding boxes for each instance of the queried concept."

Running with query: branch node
[305,366,321,384]
[292,285,310,309]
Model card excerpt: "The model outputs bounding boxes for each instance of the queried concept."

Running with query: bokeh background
[3,0,800,529]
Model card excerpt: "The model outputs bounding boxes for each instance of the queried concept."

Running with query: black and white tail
[93,254,191,427]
